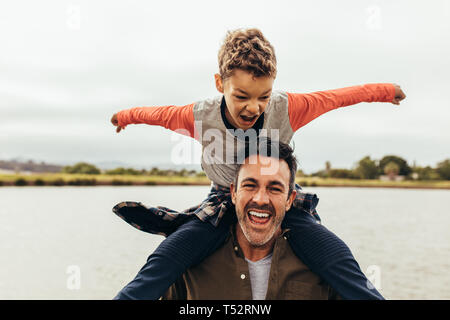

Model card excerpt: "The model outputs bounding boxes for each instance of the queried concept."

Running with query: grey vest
[193,91,294,187]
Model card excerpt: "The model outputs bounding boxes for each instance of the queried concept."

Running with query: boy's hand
[392,84,406,105]
[111,113,125,133]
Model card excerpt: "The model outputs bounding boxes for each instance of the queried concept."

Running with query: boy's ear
[214,73,224,93]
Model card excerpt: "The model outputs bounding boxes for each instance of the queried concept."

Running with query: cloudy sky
[2,0,449,173]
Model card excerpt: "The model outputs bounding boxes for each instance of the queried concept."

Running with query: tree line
[62,162,206,177]
[61,156,450,181]
[302,156,450,180]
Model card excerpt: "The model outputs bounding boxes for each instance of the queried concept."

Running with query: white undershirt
[245,253,273,300]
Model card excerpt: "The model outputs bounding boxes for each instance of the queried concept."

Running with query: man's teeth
[248,211,269,218]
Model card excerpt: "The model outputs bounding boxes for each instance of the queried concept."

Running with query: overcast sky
[1,0,449,173]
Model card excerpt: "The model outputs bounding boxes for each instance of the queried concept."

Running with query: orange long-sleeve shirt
[116,83,396,138]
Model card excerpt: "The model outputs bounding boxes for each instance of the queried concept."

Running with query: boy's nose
[245,103,260,115]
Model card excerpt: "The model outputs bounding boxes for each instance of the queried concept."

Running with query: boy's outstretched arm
[110,103,196,138]
[287,83,406,131]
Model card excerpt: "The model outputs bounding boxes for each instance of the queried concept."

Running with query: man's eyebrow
[235,88,272,95]
[240,178,286,189]
[268,180,286,189]
[240,177,258,184]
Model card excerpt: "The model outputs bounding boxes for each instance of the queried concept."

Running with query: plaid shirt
[113,184,320,238]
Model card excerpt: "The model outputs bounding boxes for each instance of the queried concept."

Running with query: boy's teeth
[249,211,269,218]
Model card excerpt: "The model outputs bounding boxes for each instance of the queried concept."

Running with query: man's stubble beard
[236,208,284,248]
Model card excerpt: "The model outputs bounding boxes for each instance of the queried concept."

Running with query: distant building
[0,168,33,175]
[379,175,405,182]
[0,160,62,173]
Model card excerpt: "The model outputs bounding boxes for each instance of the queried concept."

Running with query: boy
[111,28,406,299]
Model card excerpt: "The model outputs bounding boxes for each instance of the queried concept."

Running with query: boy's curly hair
[218,28,277,81]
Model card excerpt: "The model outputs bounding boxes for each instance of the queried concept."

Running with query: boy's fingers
[396,93,405,100]
[394,86,406,101]
[111,114,118,125]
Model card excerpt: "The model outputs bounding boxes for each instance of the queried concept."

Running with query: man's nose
[252,188,270,205]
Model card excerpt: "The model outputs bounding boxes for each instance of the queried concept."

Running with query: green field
[295,177,450,189]
[1,173,450,189]
[0,173,210,186]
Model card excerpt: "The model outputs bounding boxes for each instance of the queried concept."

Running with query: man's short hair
[218,28,277,81]
[234,137,298,196]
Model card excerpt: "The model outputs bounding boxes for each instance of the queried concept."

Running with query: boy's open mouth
[240,114,258,125]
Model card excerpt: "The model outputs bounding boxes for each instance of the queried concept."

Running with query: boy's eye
[235,96,269,100]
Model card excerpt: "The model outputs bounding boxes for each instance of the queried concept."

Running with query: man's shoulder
[269,230,341,299]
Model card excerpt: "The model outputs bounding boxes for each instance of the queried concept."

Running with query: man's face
[215,69,274,130]
[230,155,296,247]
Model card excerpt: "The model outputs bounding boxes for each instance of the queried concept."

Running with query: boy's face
[215,69,274,130]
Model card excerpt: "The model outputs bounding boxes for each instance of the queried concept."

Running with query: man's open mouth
[247,210,271,225]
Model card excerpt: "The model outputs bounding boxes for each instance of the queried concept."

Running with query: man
[114,139,383,300]
[163,140,341,299]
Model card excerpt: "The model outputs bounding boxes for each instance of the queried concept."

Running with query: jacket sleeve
[287,83,396,131]
[116,103,196,138]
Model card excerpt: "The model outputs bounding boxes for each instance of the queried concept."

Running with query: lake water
[0,185,449,300]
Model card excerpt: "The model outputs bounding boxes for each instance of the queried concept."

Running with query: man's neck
[235,224,281,262]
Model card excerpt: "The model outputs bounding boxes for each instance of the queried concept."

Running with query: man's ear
[230,183,236,205]
[285,189,297,211]
[214,73,224,93]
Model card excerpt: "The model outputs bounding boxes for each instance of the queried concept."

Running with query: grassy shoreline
[1,173,450,190]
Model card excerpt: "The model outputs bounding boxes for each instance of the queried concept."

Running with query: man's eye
[242,184,255,188]
[270,187,282,193]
